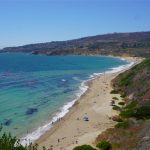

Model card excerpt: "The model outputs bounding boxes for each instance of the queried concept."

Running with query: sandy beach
[36,57,142,150]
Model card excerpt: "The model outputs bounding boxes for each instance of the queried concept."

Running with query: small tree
[0,125,47,150]
[0,127,26,150]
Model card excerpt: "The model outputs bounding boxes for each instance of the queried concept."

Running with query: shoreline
[21,56,143,149]
[35,57,142,150]
[37,74,118,150]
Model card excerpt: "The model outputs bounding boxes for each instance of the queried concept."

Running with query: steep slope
[113,58,150,102]
[95,59,150,150]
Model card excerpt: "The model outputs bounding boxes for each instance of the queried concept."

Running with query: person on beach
[76,140,78,144]
[58,138,60,143]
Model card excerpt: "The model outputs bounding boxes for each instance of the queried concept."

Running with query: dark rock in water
[26,108,38,115]
[3,119,12,126]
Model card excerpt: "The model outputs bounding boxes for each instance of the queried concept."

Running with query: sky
[0,0,150,48]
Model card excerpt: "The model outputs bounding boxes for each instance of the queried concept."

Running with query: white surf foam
[90,60,134,79]
[61,79,66,82]
[105,61,134,74]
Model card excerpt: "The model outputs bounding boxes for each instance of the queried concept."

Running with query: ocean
[0,53,131,144]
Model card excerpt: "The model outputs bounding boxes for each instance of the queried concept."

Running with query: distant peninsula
[1,31,150,57]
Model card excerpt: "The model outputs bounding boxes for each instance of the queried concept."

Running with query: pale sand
[37,57,142,150]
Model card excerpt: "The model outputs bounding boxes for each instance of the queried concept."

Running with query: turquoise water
[0,53,129,140]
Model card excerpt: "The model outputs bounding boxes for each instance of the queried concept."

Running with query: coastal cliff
[94,58,150,150]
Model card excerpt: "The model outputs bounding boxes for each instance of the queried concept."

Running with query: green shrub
[0,126,46,150]
[110,90,118,94]
[120,103,150,120]
[0,126,26,150]
[124,101,138,110]
[118,102,125,106]
[112,97,119,100]
[115,121,129,129]
[120,108,135,118]
[73,144,96,150]
[122,97,129,101]
[134,106,150,119]
[120,93,126,98]
[96,141,112,150]
[112,105,121,111]
[120,101,138,118]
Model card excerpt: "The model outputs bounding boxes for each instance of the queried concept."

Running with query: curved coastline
[20,56,139,146]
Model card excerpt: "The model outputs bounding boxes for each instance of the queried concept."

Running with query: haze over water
[0,53,128,139]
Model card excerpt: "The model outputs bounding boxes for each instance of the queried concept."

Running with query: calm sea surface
[0,53,128,139]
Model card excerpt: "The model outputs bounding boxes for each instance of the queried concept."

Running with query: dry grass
[95,124,143,150]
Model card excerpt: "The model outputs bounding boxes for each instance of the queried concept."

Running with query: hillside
[1,31,150,57]
[95,59,150,150]
[113,58,150,103]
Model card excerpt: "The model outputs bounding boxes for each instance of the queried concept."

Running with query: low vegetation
[134,106,150,119]
[110,90,119,94]
[118,102,125,106]
[120,93,126,98]
[96,141,112,150]
[120,101,137,118]
[120,102,150,120]
[112,105,121,111]
[73,145,96,150]
[112,97,119,100]
[0,126,47,150]
[115,121,129,129]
